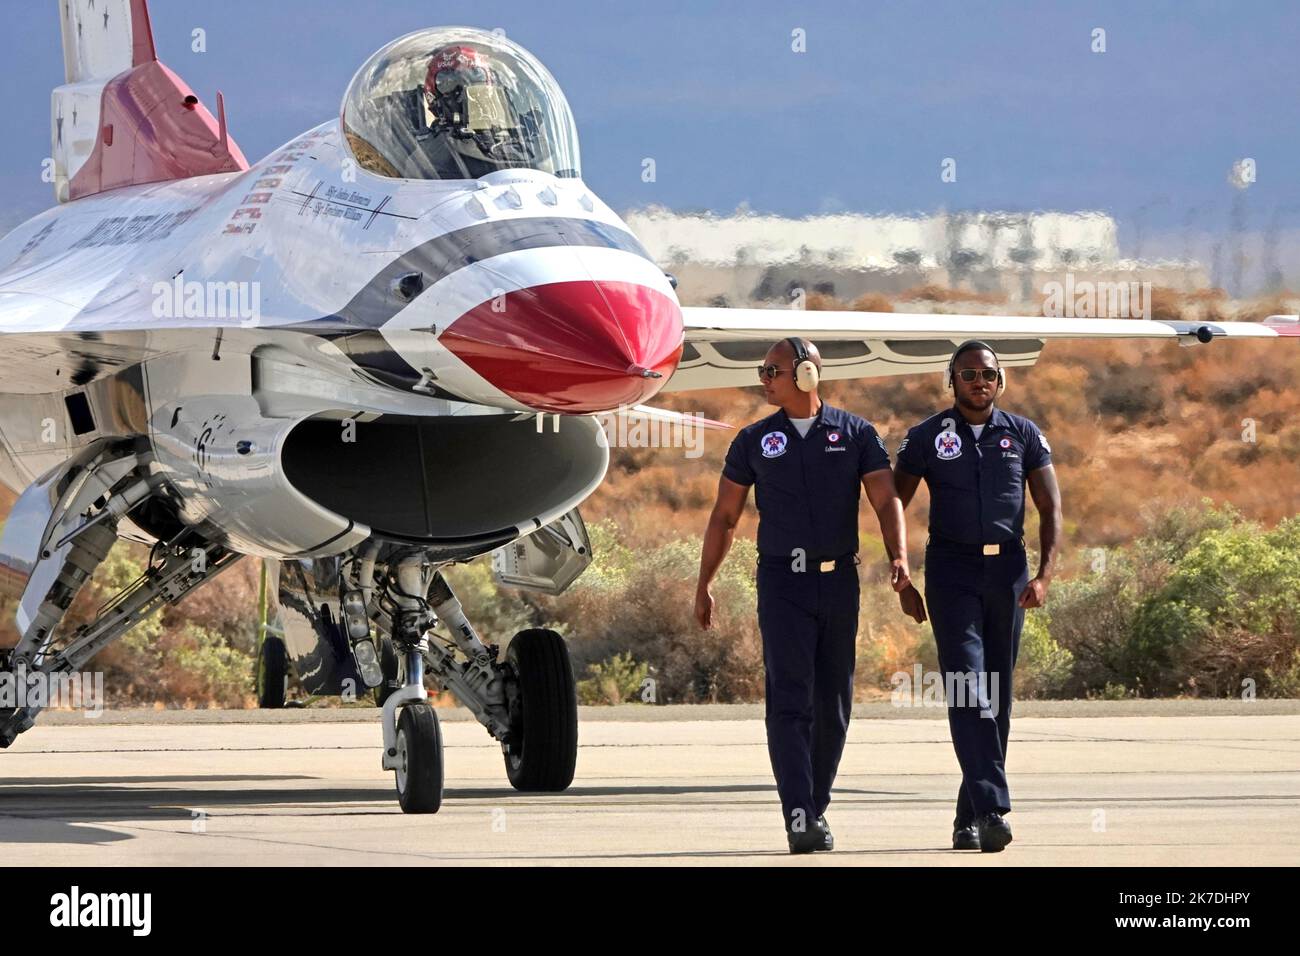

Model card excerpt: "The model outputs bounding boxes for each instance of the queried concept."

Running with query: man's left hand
[899,584,927,624]
[1018,576,1049,608]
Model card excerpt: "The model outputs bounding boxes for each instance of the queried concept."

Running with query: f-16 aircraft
[0,1,1294,812]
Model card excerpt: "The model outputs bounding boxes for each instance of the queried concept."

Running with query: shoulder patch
[760,431,788,458]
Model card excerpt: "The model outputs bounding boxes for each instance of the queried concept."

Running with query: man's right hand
[694,586,715,630]
[899,584,927,624]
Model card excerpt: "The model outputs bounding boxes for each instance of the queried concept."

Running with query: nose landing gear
[364,551,579,813]
[382,644,445,813]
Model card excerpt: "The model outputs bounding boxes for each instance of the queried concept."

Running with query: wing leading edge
[663,307,1299,393]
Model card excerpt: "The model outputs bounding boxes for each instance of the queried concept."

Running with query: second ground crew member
[893,340,1062,853]
[695,337,914,854]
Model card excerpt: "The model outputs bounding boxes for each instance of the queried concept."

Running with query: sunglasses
[757,364,793,381]
[956,368,1000,383]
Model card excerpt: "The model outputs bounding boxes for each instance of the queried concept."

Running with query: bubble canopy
[341,28,581,182]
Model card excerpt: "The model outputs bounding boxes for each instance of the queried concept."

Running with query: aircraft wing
[663,308,1300,393]
[0,290,154,393]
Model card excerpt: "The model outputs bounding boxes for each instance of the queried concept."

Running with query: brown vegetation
[1,290,1297,704]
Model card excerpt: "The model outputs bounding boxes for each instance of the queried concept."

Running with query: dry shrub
[804,291,845,311]
[1233,297,1297,322]
[898,284,1007,304]
[539,521,765,703]
[851,293,894,313]
[1147,286,1185,322]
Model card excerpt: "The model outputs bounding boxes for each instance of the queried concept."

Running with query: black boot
[976,811,1013,853]
[814,815,834,851]
[787,817,829,854]
[952,817,980,850]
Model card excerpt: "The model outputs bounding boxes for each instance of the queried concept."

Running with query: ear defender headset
[786,337,821,393]
[945,339,1006,397]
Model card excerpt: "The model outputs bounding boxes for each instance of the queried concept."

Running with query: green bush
[71,543,257,707]
[1015,611,1075,698]
[545,519,765,703]
[1034,557,1143,696]
[441,557,546,645]
[1265,648,1300,698]
[1129,513,1300,695]
[577,651,651,705]
[1045,503,1300,698]
[443,520,763,703]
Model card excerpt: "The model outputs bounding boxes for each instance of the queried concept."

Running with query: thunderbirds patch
[761,431,788,458]
[935,430,962,460]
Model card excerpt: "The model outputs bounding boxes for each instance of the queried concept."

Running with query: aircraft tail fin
[51,0,248,203]
[59,0,155,85]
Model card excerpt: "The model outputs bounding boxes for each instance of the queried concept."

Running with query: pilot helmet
[425,43,536,169]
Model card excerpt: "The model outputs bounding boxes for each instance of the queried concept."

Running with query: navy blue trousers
[756,561,859,830]
[924,544,1028,820]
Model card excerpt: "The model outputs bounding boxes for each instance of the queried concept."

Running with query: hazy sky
[2,0,1298,272]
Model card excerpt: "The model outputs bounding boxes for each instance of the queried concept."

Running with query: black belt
[926,535,1024,556]
[757,553,860,572]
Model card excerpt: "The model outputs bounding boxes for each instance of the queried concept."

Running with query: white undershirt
[970,423,985,440]
[789,416,816,438]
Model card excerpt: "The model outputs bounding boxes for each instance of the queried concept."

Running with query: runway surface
[1,702,1296,865]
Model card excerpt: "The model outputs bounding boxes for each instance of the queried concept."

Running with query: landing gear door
[490,509,591,596]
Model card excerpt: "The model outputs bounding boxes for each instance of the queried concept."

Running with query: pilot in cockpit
[344,31,579,182]
[395,43,545,179]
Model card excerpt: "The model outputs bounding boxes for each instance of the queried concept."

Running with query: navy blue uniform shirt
[722,402,891,560]
[895,406,1052,546]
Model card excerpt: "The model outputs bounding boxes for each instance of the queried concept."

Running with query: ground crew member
[695,337,914,854]
[893,340,1062,853]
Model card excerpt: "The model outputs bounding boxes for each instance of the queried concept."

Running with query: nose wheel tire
[395,703,444,814]
[504,628,578,792]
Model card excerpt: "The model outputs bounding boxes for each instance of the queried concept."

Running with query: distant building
[624,207,1206,308]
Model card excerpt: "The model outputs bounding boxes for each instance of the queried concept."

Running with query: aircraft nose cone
[439,280,684,413]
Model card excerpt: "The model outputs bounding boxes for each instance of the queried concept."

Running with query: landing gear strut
[375,556,448,813]
[0,530,239,747]
[356,548,579,812]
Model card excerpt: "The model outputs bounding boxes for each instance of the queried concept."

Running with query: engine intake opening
[281,413,606,542]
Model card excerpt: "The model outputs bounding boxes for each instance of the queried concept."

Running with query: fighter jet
[0,1,1294,811]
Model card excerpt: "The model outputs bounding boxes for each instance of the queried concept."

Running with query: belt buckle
[819,560,836,572]
[982,543,999,556]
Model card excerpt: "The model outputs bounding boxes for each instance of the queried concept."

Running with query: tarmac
[1,701,1296,866]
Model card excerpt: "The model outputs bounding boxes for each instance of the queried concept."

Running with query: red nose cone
[440,280,684,413]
